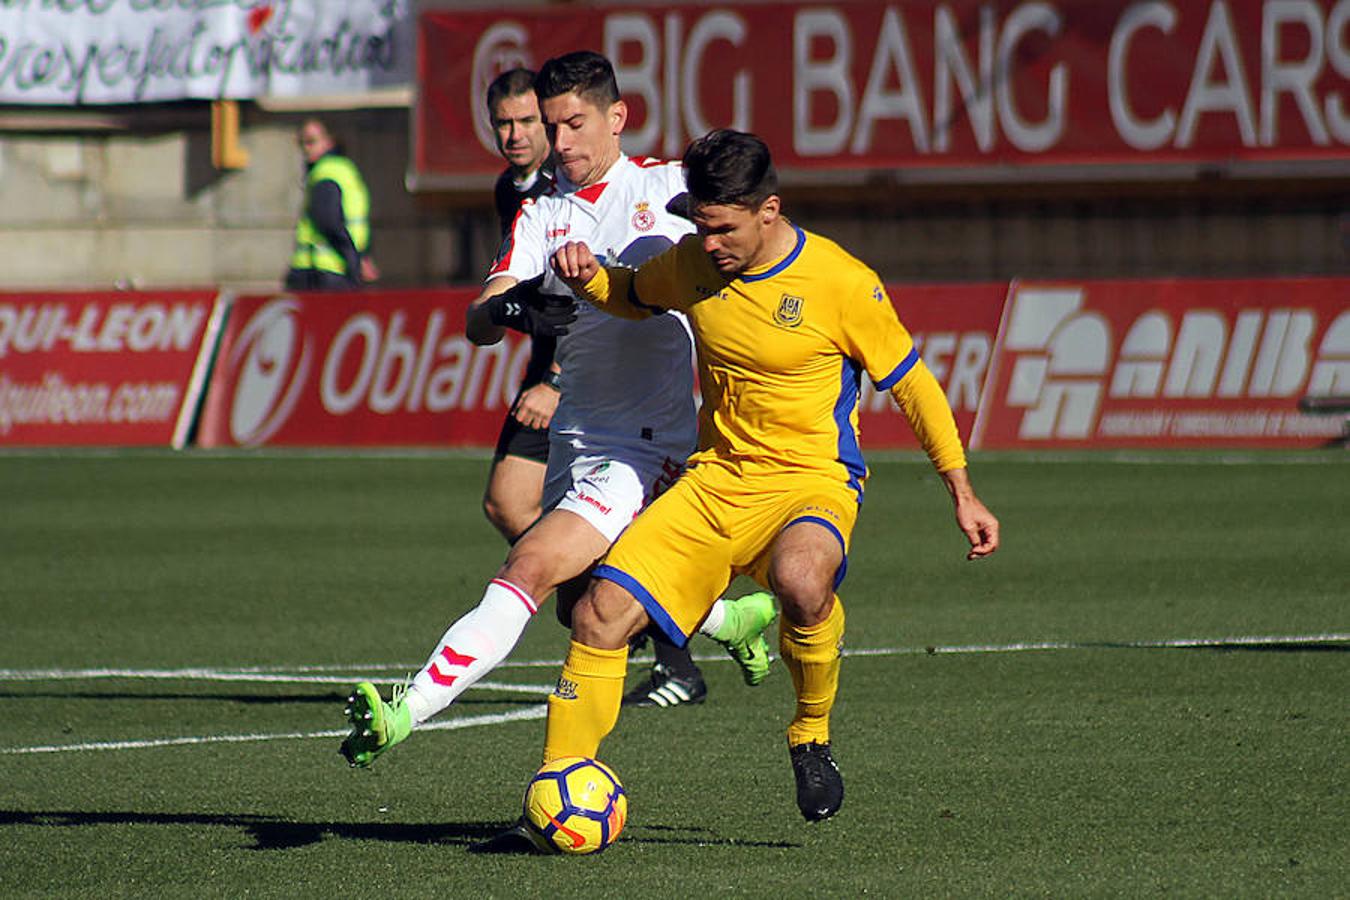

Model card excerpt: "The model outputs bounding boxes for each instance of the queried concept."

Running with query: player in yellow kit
[483,129,999,848]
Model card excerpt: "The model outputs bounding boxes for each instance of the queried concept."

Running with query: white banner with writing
[0,0,412,105]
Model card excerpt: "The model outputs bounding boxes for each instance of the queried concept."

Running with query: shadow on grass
[1136,641,1349,654]
[1196,642,1349,654]
[1008,640,1350,655]
[0,809,799,851]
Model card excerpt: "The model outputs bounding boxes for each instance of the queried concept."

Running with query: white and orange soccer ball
[523,756,628,855]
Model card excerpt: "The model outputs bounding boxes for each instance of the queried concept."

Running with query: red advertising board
[0,291,225,447]
[416,0,1350,187]
[198,281,1348,451]
[196,290,534,448]
[197,285,1008,450]
[8,282,1342,451]
[972,277,1350,449]
[857,282,1008,449]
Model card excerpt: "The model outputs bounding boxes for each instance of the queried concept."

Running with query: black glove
[485,274,577,337]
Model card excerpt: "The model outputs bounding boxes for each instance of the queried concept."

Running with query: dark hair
[299,117,345,156]
[486,68,536,113]
[535,51,620,108]
[682,129,778,208]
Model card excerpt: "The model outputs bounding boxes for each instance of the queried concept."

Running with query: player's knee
[770,563,834,627]
[555,577,587,629]
[483,493,536,542]
[776,588,833,627]
[497,551,550,602]
[482,492,509,530]
[570,593,606,644]
[572,584,646,650]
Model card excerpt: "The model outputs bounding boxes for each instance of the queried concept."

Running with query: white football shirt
[488,154,696,456]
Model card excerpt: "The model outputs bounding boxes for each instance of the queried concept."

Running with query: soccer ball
[523,756,627,854]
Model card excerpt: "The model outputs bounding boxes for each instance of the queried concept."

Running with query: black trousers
[284,268,357,291]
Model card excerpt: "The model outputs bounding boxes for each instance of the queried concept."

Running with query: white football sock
[697,597,727,638]
[404,578,539,724]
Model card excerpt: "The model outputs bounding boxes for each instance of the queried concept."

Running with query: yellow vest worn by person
[290,154,370,276]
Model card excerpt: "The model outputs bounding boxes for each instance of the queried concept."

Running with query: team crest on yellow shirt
[773,294,804,328]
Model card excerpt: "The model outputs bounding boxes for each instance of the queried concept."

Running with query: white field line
[0,668,553,694]
[3,632,1345,756]
[1,632,1346,684]
[2,706,547,756]
[844,631,1350,656]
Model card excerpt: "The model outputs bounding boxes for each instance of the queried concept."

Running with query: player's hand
[485,274,577,337]
[512,381,559,430]
[552,241,600,287]
[954,493,999,560]
[359,257,380,283]
[941,468,999,560]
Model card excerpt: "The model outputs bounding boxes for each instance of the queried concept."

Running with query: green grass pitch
[2,450,1346,897]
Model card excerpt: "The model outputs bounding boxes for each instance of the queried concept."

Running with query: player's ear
[759,195,781,225]
[609,99,628,136]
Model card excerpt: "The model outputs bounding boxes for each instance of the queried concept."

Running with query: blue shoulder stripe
[874,347,920,391]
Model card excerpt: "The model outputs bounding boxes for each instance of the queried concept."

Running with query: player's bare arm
[941,467,1000,560]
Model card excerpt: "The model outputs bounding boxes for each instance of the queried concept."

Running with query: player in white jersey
[339,51,777,770]
[490,147,698,516]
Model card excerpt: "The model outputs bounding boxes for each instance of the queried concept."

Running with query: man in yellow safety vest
[285,118,375,291]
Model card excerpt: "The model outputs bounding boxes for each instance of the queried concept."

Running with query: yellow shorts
[593,459,860,645]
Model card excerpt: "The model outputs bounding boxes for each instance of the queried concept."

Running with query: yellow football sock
[543,640,628,764]
[780,597,845,746]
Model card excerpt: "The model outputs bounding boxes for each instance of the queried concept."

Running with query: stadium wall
[0,107,479,292]
[0,103,1344,292]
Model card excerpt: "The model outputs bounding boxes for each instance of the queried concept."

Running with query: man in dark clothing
[285,118,373,291]
[481,69,559,543]
[491,73,554,241]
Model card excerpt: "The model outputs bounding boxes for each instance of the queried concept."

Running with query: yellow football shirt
[583,223,966,495]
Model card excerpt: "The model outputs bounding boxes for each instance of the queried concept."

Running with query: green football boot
[340,680,413,768]
[711,591,778,686]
